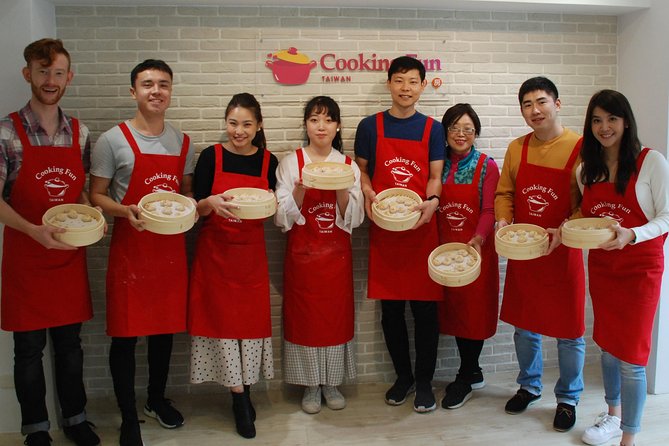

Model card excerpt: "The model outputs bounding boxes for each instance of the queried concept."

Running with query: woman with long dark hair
[188,93,278,439]
[576,90,669,446]
[275,96,364,414]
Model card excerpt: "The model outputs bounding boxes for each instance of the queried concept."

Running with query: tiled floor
[2,364,669,445]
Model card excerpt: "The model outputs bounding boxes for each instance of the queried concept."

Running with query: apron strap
[344,155,352,165]
[520,134,532,164]
[421,117,434,145]
[564,137,582,171]
[176,132,190,179]
[296,148,305,181]
[375,112,385,138]
[260,148,270,179]
[214,143,224,172]
[119,122,142,157]
[471,152,487,187]
[10,112,33,150]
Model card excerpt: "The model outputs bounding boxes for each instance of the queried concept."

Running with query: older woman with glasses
[435,103,500,409]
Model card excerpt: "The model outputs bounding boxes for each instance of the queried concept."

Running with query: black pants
[14,323,87,435]
[109,334,173,421]
[381,300,439,385]
[455,337,484,378]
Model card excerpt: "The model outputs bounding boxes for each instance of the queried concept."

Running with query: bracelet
[425,195,440,204]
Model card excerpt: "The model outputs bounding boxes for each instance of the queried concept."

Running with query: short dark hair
[387,56,426,82]
[23,38,71,68]
[441,103,481,137]
[581,89,641,195]
[225,93,266,150]
[303,96,343,153]
[130,59,173,87]
[518,76,559,105]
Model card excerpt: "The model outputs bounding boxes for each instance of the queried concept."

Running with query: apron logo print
[152,182,176,193]
[599,211,624,223]
[527,194,549,213]
[43,177,70,198]
[390,165,413,184]
[446,211,467,228]
[315,211,335,230]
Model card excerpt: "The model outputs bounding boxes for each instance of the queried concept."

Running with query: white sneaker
[581,413,623,445]
[301,386,322,414]
[322,385,346,410]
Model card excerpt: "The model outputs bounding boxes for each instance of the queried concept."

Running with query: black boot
[232,391,256,439]
[244,385,256,422]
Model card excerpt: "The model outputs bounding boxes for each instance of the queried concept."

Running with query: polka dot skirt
[190,336,274,387]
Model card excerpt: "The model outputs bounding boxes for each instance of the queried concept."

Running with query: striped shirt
[0,103,90,200]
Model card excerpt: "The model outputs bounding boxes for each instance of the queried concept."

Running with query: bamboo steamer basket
[224,187,277,220]
[42,203,105,247]
[302,161,355,190]
[428,242,481,287]
[138,192,195,235]
[371,187,422,232]
[561,217,616,249]
[495,223,548,260]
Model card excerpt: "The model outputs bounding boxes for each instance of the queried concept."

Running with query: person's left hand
[411,198,439,229]
[467,235,483,255]
[545,219,567,255]
[598,223,635,250]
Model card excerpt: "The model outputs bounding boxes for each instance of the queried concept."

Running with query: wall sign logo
[265,47,317,85]
[266,47,443,86]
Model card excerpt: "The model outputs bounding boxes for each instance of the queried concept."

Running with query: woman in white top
[275,96,364,414]
[575,89,669,446]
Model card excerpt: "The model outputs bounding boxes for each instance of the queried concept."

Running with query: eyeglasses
[447,126,476,135]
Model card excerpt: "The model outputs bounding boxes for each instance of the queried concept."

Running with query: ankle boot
[244,385,256,422]
[232,391,256,439]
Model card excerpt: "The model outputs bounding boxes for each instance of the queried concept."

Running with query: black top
[193,145,279,201]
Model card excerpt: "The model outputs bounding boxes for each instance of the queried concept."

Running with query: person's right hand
[496,218,509,229]
[362,187,377,220]
[28,224,77,250]
[207,193,241,222]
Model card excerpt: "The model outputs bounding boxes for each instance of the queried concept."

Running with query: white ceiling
[51,0,650,16]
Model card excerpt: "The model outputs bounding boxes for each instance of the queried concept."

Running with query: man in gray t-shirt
[90,59,193,445]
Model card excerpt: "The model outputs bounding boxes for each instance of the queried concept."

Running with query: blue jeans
[513,327,585,405]
[13,323,88,435]
[601,350,645,434]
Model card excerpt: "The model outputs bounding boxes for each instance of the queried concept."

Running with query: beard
[30,83,67,106]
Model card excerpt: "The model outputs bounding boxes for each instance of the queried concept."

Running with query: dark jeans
[14,323,87,435]
[381,300,439,385]
[455,337,484,378]
[109,334,173,421]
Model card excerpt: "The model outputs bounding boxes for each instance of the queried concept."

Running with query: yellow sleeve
[494,136,524,223]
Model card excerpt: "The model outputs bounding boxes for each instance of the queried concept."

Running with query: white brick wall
[55,5,616,396]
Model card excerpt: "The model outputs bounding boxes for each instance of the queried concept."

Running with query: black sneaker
[553,402,576,432]
[463,372,485,390]
[441,380,473,409]
[413,382,436,413]
[144,398,184,429]
[24,431,51,446]
[505,388,541,414]
[63,421,100,446]
[119,420,144,446]
[384,378,415,406]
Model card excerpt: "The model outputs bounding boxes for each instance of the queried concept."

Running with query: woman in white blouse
[275,96,364,414]
[576,89,669,446]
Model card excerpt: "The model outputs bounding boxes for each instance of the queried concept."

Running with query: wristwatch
[425,195,439,204]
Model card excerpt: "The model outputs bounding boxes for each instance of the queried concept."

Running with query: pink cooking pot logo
[44,177,70,197]
[152,183,176,193]
[527,194,549,213]
[446,211,467,228]
[265,47,317,85]
[390,166,413,184]
[600,211,624,223]
[315,211,335,230]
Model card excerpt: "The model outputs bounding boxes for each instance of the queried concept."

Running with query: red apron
[436,154,499,340]
[106,122,189,337]
[368,112,442,301]
[1,112,91,332]
[188,144,271,339]
[582,148,664,366]
[500,134,585,338]
[283,148,354,347]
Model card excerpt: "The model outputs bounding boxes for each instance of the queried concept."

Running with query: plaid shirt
[0,103,91,200]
